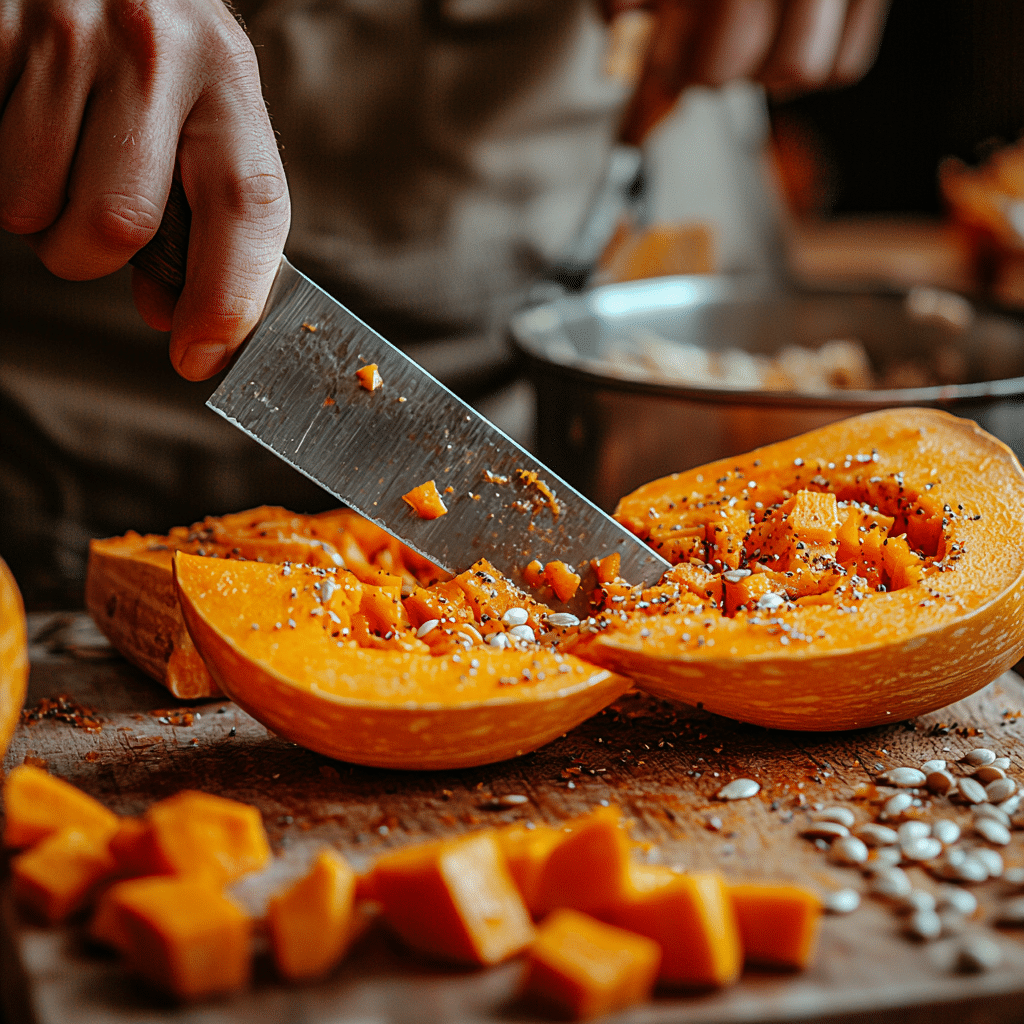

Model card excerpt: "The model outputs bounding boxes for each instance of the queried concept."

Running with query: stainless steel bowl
[511,276,1024,510]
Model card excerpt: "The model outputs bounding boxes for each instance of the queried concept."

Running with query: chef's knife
[131,182,670,613]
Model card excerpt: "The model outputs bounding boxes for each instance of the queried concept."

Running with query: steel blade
[208,258,669,611]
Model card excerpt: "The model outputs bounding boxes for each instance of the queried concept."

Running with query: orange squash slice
[0,557,28,767]
[574,409,1024,730]
[86,506,443,699]
[173,553,631,769]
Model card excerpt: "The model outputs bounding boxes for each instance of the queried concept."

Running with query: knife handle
[129,178,191,295]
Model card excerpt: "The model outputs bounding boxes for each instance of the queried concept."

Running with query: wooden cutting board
[5,611,1024,1024]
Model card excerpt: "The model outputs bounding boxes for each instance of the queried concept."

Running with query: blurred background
[4,0,1024,611]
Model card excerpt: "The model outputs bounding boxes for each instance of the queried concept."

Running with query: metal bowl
[511,276,1024,510]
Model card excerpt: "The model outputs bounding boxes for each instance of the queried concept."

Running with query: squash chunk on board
[173,553,631,770]
[578,409,1024,731]
[729,882,823,969]
[0,557,29,768]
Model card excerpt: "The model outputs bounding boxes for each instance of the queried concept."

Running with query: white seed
[855,823,899,847]
[986,777,1017,803]
[802,822,850,841]
[508,624,536,643]
[905,909,942,941]
[897,821,931,844]
[970,847,1004,878]
[717,778,760,801]
[893,889,937,915]
[955,934,1003,973]
[829,836,869,865]
[975,818,1012,846]
[925,770,956,796]
[962,748,996,767]
[721,568,752,583]
[824,888,861,914]
[931,819,961,846]
[546,612,580,628]
[455,623,484,644]
[973,803,1010,827]
[937,887,978,917]
[919,759,947,773]
[998,794,1022,817]
[958,777,988,805]
[879,767,926,788]
[1011,810,1024,829]
[972,765,1006,784]
[902,837,943,862]
[1003,867,1024,886]
[881,793,914,818]
[992,756,1011,770]
[867,847,904,870]
[501,607,530,626]
[952,856,991,883]
[937,909,968,937]
[868,867,912,899]
[996,895,1024,925]
[487,632,510,650]
[812,806,856,828]
[415,618,440,637]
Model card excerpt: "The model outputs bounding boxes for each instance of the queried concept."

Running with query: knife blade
[131,184,670,613]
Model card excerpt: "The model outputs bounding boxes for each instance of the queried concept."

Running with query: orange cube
[402,480,447,519]
[267,849,357,982]
[2,765,119,849]
[132,790,271,883]
[543,561,581,602]
[92,875,251,1000]
[603,865,742,988]
[371,830,534,965]
[520,909,661,1020]
[494,823,564,918]
[533,806,632,918]
[12,827,117,923]
[729,881,823,969]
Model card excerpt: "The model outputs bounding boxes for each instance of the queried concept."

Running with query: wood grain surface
[6,612,1024,1024]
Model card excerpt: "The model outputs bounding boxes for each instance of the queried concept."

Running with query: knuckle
[42,2,101,66]
[87,192,163,254]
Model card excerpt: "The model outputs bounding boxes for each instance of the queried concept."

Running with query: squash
[172,553,631,770]
[85,506,444,699]
[574,409,1024,731]
[0,557,28,767]
[728,882,822,970]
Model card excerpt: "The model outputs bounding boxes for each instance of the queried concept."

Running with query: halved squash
[173,553,631,769]
[86,507,443,699]
[0,557,29,766]
[573,409,1024,731]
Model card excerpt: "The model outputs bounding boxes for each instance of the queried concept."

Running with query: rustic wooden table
[5,612,1024,1024]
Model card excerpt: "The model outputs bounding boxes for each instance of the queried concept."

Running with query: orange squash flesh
[520,908,661,1020]
[86,506,444,699]
[729,882,823,970]
[0,557,29,769]
[575,409,1024,731]
[173,553,631,770]
[369,830,535,966]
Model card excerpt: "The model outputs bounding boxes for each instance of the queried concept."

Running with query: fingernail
[178,343,228,381]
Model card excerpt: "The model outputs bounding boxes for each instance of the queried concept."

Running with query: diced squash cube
[532,806,632,918]
[133,790,270,883]
[602,865,742,988]
[267,849,357,981]
[592,553,621,586]
[705,508,751,571]
[92,875,251,1000]
[520,909,661,1020]
[109,816,154,878]
[729,881,822,969]
[402,580,475,629]
[494,823,564,918]
[12,827,117,923]
[882,534,925,590]
[402,480,448,520]
[2,765,119,849]
[371,830,534,965]
[544,561,581,603]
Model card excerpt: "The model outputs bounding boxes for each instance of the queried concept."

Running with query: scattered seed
[998,794,1021,817]
[972,765,1006,784]
[974,803,1011,827]
[879,767,927,788]
[957,777,988,805]
[824,888,861,914]
[546,613,580,628]
[502,608,530,626]
[893,890,937,915]
[931,819,961,846]
[905,908,943,941]
[903,837,943,862]
[992,756,1012,771]
[868,847,904,870]
[970,847,1004,878]
[1003,866,1024,886]
[802,822,850,841]
[882,793,914,818]
[855,823,899,847]
[962,748,996,767]
[986,777,1016,803]
[488,632,511,649]
[925,769,956,795]
[897,821,931,844]
[996,895,1024,925]
[812,806,856,828]
[416,619,440,638]
[479,793,529,810]
[717,778,760,801]
[937,887,978,917]
[508,624,536,643]
[868,867,912,899]
[954,934,1003,973]
[920,759,947,773]
[975,818,1012,846]
[937,909,968,937]
[830,836,869,865]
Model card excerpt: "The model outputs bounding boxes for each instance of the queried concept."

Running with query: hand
[605,0,890,143]
[0,0,291,381]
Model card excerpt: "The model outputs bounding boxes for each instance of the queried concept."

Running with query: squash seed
[893,890,937,915]
[901,837,943,862]
[973,803,1010,827]
[954,934,1003,973]
[716,778,760,801]
[854,823,899,847]
[896,821,930,844]
[970,847,1004,878]
[937,886,978,917]
[868,867,912,899]
[905,909,942,941]
[879,767,927,788]
[823,889,861,914]
[881,793,914,818]
[995,895,1024,925]
[931,819,961,846]
[962,748,996,767]
[919,759,947,773]
[957,777,988,805]
[992,756,1012,771]
[829,836,869,865]
[975,818,1012,846]
[985,777,1016,803]
[925,769,956,795]
[802,822,850,841]
[972,765,1006,784]
[812,806,856,828]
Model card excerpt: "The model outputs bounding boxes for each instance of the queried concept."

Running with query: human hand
[604,0,890,143]
[0,0,290,381]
